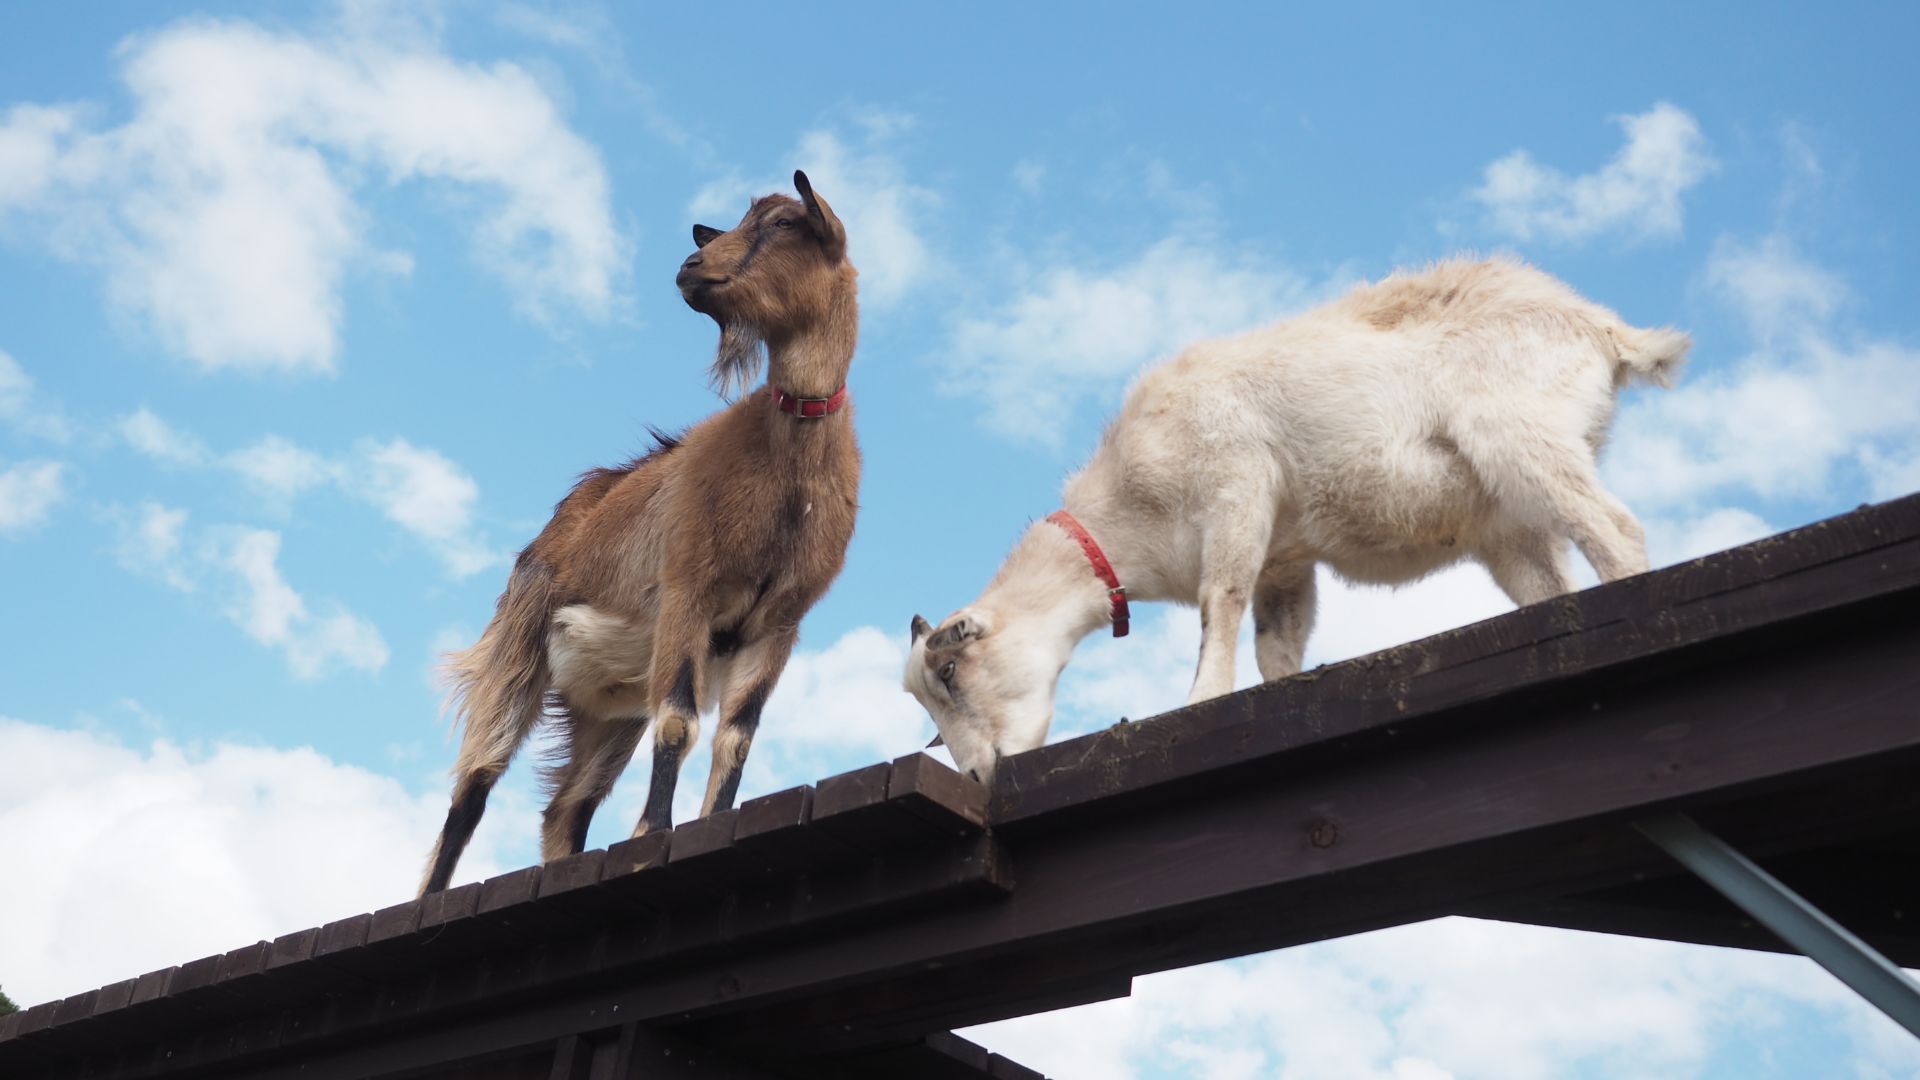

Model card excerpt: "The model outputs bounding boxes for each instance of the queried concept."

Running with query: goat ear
[910,614,933,644]
[925,615,984,652]
[793,170,847,261]
[925,732,944,748]
[692,224,722,248]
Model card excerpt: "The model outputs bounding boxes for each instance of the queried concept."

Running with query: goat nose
[681,251,703,269]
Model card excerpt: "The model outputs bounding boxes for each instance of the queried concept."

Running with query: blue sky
[2,2,1917,1075]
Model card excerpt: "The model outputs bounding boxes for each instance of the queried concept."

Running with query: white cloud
[0,13,625,374]
[0,458,66,534]
[351,437,499,577]
[0,349,75,442]
[1703,233,1847,344]
[1604,239,1920,512]
[1645,507,1777,564]
[689,117,938,309]
[120,405,211,465]
[111,504,388,679]
[1861,445,1920,502]
[1474,102,1715,244]
[223,528,389,678]
[968,918,1920,1079]
[115,409,500,577]
[225,434,338,500]
[0,716,535,1006]
[944,236,1332,446]
[112,501,194,590]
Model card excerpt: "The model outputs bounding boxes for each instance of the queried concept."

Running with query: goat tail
[441,553,556,780]
[1606,321,1691,389]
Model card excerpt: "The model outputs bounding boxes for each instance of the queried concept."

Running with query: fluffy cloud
[1701,233,1846,343]
[119,409,500,577]
[1474,102,1715,244]
[111,503,389,679]
[0,716,535,1006]
[1604,238,1920,513]
[943,236,1332,446]
[112,501,194,590]
[352,438,497,578]
[0,349,74,442]
[0,12,625,374]
[0,458,66,534]
[689,116,938,309]
[119,405,211,466]
[224,528,389,679]
[225,434,337,500]
[967,917,1919,1079]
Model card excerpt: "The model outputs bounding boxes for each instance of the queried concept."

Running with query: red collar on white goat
[1046,509,1129,637]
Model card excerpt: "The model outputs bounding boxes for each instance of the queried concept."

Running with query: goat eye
[939,660,956,685]
[773,218,794,229]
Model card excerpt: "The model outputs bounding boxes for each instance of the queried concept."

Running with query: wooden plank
[603,830,714,910]
[623,1025,785,1078]
[536,850,631,923]
[813,759,986,855]
[887,754,989,835]
[736,972,1129,1058]
[670,809,778,890]
[475,866,561,940]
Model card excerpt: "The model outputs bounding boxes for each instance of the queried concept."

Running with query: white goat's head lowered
[903,608,1062,785]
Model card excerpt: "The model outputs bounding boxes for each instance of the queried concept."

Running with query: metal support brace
[1636,812,1920,1039]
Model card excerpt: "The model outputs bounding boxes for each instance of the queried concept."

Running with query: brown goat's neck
[764,287,858,400]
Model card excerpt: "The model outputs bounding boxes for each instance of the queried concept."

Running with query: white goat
[904,256,1687,783]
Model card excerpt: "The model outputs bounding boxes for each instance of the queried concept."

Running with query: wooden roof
[4,493,1916,1078]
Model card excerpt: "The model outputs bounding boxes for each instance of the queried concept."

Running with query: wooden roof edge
[0,748,996,1045]
[3,492,1915,1055]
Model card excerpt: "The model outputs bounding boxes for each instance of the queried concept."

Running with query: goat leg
[702,626,797,816]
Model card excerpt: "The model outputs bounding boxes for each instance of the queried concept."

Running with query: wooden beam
[6,495,1917,1078]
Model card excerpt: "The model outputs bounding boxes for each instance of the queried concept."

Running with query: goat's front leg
[635,592,708,837]
[1189,513,1271,704]
[701,625,798,817]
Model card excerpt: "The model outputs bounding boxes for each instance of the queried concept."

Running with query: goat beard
[709,322,767,400]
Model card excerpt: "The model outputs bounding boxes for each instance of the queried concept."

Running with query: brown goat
[419,171,860,896]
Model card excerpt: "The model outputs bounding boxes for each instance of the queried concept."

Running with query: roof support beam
[1635,812,1920,1039]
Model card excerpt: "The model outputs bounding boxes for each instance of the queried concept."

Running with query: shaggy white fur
[905,257,1688,783]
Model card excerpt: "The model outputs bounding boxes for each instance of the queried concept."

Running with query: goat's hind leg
[701,626,798,817]
[1480,530,1576,607]
[1453,414,1650,582]
[421,684,543,896]
[538,702,647,862]
[1252,560,1315,683]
